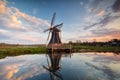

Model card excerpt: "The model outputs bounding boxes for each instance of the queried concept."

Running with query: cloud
[0,35,10,40]
[0,0,50,44]
[0,29,8,33]
[91,28,120,41]
[0,0,10,14]
[91,28,120,36]
[0,0,27,31]
[85,0,108,14]
[84,23,97,30]
[84,0,120,30]
[112,0,120,12]
[13,8,49,30]
[0,29,40,42]
[99,13,120,27]
[14,33,38,42]
[95,10,105,17]
[79,35,110,42]
[0,27,38,43]
[78,27,120,42]
[0,0,49,31]
[0,29,11,39]
[84,12,120,30]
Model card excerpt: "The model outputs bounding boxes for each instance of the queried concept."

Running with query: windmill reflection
[43,53,63,80]
[43,53,71,80]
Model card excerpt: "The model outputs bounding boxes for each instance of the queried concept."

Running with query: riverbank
[0,46,46,59]
[0,45,120,59]
[72,46,120,53]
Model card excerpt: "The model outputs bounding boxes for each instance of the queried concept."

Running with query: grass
[0,46,46,59]
[73,45,120,52]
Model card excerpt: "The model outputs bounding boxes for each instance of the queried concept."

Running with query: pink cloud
[16,34,38,42]
[0,0,49,31]
[0,0,11,14]
[79,33,120,42]
[13,8,50,29]
[95,10,105,17]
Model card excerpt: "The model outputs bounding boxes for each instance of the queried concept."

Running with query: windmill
[44,12,63,49]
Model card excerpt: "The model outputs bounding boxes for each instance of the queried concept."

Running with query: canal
[0,52,120,80]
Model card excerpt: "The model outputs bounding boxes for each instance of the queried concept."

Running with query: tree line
[68,39,120,46]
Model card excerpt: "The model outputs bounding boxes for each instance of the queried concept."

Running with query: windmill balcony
[47,44,72,53]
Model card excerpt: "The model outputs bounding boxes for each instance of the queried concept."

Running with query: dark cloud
[100,13,120,27]
[84,23,97,30]
[99,13,111,27]
[84,13,120,30]
[112,0,120,12]
[86,0,111,14]
[84,0,120,30]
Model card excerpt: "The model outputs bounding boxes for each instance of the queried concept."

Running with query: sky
[0,0,120,44]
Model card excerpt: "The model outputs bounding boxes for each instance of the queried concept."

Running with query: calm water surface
[0,52,120,80]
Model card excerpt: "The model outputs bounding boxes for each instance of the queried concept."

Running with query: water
[0,52,120,80]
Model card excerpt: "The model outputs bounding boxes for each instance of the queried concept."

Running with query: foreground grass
[0,46,46,59]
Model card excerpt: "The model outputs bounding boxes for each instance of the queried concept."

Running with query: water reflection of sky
[0,54,48,80]
[0,53,120,80]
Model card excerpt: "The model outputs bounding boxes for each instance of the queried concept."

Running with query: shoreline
[0,46,120,59]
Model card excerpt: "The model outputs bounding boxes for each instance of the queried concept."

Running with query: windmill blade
[43,65,50,71]
[43,65,63,80]
[51,12,56,27]
[52,72,63,80]
[44,28,50,32]
[59,30,62,40]
[54,23,63,29]
[47,31,50,41]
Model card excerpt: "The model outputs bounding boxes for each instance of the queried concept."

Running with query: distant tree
[69,41,73,45]
[109,39,120,46]
[111,39,120,42]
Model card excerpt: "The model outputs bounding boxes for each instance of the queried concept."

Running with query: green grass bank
[73,45,120,52]
[0,45,120,59]
[0,46,46,59]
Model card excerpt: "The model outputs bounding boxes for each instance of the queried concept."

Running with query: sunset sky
[0,0,120,44]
